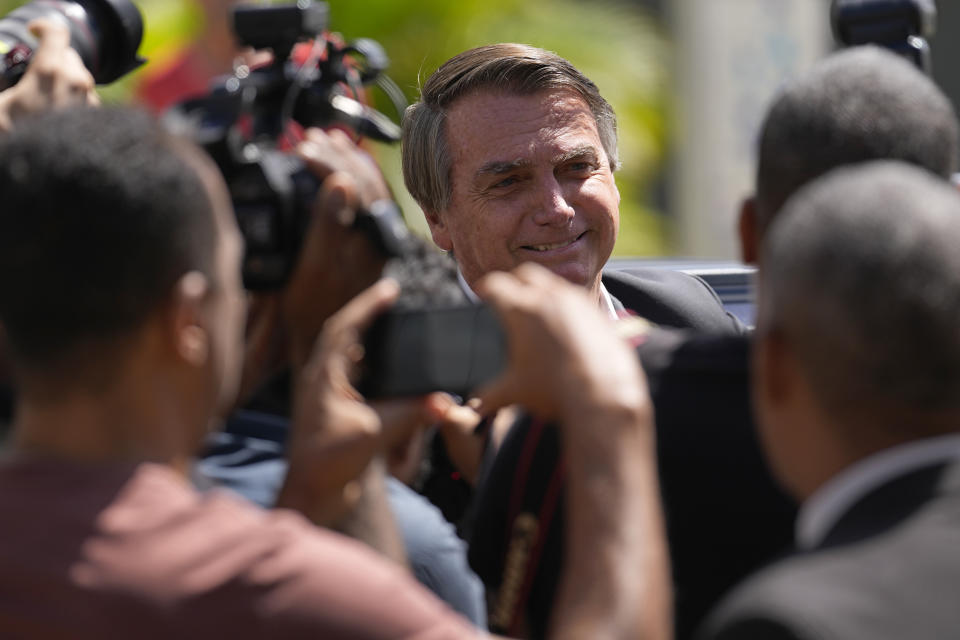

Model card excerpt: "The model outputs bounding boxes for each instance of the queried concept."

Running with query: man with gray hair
[738,44,958,263]
[466,44,960,639]
[402,43,740,332]
[659,44,960,636]
[701,160,960,639]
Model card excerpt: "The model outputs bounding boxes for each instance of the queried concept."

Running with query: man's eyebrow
[475,158,531,179]
[553,146,600,165]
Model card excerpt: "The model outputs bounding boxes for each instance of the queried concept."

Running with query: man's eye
[566,162,592,173]
[492,176,518,188]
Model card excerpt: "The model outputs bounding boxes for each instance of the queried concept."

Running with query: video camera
[169,1,507,398]
[0,0,144,90]
[831,0,936,74]
[167,0,411,291]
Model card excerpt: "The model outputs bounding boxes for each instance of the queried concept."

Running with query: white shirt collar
[457,268,481,304]
[457,268,617,319]
[795,432,960,550]
[599,283,617,318]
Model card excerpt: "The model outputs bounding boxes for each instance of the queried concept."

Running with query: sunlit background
[1,0,957,259]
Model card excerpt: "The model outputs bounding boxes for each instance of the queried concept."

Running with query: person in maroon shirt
[0,58,671,639]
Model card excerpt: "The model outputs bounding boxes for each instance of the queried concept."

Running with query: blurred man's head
[740,45,959,264]
[752,161,960,498]
[0,107,245,416]
[402,43,620,302]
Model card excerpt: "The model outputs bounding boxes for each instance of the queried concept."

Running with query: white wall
[669,0,831,258]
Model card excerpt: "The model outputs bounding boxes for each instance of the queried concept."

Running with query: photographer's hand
[277,279,451,563]
[298,127,392,208]
[233,164,392,409]
[475,264,672,640]
[0,19,99,133]
[476,263,648,422]
[283,171,390,369]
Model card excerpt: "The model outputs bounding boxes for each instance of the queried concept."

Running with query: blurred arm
[476,264,672,640]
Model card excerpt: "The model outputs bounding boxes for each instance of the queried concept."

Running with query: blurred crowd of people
[0,5,959,640]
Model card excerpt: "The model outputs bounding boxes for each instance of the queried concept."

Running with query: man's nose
[531,177,576,226]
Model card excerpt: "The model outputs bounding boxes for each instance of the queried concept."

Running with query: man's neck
[458,268,611,314]
[11,367,206,476]
[586,272,604,304]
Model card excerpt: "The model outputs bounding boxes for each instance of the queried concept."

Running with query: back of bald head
[755,46,959,232]
[759,161,960,437]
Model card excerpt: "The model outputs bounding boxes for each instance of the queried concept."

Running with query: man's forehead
[445,89,602,170]
[476,146,601,176]
[447,87,593,126]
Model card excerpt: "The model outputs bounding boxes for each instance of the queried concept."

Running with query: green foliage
[328,0,670,255]
[0,0,670,255]
[101,0,200,103]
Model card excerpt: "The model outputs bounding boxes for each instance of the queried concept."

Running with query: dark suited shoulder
[698,542,924,640]
[638,327,754,385]
[638,329,797,639]
[699,558,847,640]
[602,267,746,334]
[703,617,807,640]
[702,462,960,640]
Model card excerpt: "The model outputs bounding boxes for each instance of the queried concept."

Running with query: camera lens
[0,0,144,90]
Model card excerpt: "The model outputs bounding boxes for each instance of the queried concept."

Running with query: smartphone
[359,304,507,398]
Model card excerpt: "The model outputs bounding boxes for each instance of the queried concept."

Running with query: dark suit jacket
[642,331,796,639]
[602,268,746,334]
[700,460,960,640]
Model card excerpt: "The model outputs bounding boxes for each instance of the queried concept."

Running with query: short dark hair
[402,43,618,214]
[759,161,960,434]
[756,46,958,230]
[0,107,217,369]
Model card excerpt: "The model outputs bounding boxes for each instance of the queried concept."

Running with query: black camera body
[173,1,506,399]
[831,0,936,74]
[360,304,508,399]
[224,148,320,290]
[168,0,406,290]
[0,0,144,91]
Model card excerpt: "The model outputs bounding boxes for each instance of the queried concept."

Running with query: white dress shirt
[457,268,618,319]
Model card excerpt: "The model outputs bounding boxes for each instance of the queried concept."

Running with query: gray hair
[401,43,619,214]
[759,161,960,433]
[756,46,959,230]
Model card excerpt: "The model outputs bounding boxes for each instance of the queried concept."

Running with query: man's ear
[168,271,211,368]
[754,329,791,410]
[423,208,454,252]
[738,196,760,265]
[752,327,812,497]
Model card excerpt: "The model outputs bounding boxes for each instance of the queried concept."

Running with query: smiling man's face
[425,89,620,301]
